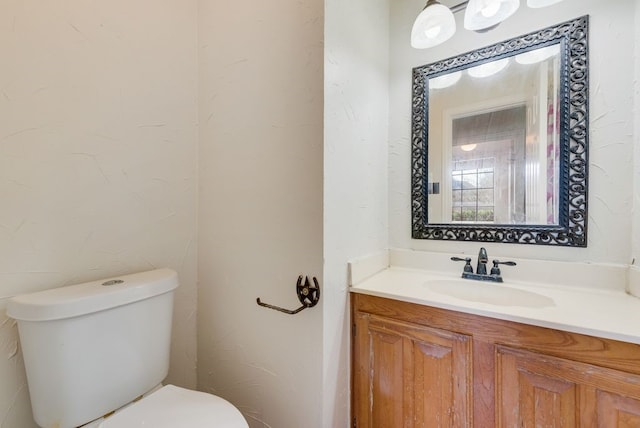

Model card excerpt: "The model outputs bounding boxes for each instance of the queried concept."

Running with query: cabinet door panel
[414,341,454,427]
[497,346,640,428]
[516,368,577,427]
[498,348,577,427]
[353,312,472,428]
[597,391,640,427]
[369,327,404,427]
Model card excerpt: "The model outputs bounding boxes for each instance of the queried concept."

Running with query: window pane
[452,190,462,205]
[477,189,494,205]
[477,208,494,222]
[477,172,493,188]
[461,207,476,221]
[461,190,477,205]
[462,174,477,189]
[452,172,462,190]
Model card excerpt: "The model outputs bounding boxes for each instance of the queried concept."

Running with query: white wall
[324,0,390,425]
[633,0,640,269]
[197,1,324,427]
[0,2,199,426]
[390,0,636,264]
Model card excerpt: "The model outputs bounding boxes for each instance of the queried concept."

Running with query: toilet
[7,269,249,428]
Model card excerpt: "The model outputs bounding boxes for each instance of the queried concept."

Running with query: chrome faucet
[451,247,516,283]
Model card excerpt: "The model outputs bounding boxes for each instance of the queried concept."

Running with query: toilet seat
[92,385,248,427]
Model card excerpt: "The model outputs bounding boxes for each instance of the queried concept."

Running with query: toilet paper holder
[256,275,320,315]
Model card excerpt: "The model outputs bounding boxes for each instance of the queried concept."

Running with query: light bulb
[481,2,501,18]
[515,44,560,65]
[467,58,510,78]
[429,71,462,89]
[411,1,456,49]
[464,0,520,32]
[425,25,442,39]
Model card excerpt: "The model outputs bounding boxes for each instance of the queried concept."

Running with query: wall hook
[256,275,320,315]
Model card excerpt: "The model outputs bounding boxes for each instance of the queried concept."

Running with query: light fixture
[515,44,560,65]
[464,0,520,32]
[467,58,509,78]
[412,0,563,49]
[460,143,477,151]
[527,0,564,8]
[411,0,457,49]
[429,71,462,89]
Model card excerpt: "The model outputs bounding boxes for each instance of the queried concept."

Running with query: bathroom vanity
[349,257,640,427]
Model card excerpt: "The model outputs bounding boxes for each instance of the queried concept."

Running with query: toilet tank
[7,269,178,428]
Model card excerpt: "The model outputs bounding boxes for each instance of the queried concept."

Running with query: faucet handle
[490,260,517,275]
[451,257,473,273]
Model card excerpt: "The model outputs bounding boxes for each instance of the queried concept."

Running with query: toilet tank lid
[7,269,178,322]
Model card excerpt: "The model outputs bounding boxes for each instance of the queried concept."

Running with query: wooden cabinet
[353,312,472,427]
[352,293,640,428]
[497,346,640,427]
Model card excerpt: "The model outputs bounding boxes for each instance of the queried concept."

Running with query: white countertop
[350,266,640,345]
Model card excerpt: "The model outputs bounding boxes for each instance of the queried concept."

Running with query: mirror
[411,16,588,246]
[431,44,561,225]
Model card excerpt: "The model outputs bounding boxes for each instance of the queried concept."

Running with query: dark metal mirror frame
[411,15,589,246]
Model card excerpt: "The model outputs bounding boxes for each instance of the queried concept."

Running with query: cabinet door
[353,312,472,428]
[497,346,640,428]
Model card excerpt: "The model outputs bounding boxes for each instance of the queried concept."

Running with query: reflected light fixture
[411,0,565,49]
[515,44,560,64]
[429,71,463,89]
[411,0,457,49]
[467,58,509,78]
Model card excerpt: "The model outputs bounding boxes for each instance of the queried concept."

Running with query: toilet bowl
[7,269,249,428]
[81,385,247,427]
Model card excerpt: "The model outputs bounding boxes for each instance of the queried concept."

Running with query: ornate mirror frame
[411,16,589,246]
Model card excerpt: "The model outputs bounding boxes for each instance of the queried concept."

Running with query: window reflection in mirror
[427,43,561,226]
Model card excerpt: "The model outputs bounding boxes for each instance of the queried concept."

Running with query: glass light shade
[411,1,456,49]
[515,44,560,65]
[527,0,564,7]
[464,0,520,31]
[467,58,510,78]
[429,71,462,89]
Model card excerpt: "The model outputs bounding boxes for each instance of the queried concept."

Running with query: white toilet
[7,269,249,428]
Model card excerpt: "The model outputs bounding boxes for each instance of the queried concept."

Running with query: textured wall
[630,0,640,292]
[197,1,324,427]
[324,0,390,425]
[0,1,198,426]
[389,0,636,264]
[633,0,640,268]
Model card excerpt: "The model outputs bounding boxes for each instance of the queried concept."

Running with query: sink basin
[424,279,555,308]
